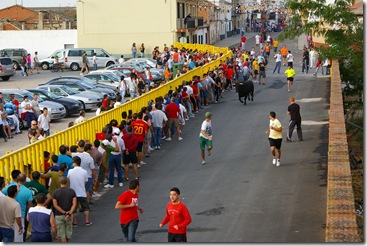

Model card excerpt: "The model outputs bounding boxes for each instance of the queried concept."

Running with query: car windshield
[122,63,143,72]
[107,73,120,81]
[79,77,97,85]
[40,90,60,99]
[79,81,94,89]
[61,86,77,95]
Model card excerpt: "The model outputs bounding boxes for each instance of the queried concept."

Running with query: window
[96,50,107,57]
[68,50,82,57]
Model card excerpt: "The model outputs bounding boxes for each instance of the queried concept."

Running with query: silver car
[1,89,66,121]
[83,72,121,90]
[0,57,16,81]
[37,85,102,111]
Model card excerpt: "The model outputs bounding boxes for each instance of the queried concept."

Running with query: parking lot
[0,69,100,156]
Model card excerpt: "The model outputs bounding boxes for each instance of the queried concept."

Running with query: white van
[39,48,118,71]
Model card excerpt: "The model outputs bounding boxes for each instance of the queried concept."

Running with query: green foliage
[280,0,363,99]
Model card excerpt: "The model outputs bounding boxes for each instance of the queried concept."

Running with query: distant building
[0,4,76,30]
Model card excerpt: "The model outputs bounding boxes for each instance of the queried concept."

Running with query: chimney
[38,11,44,29]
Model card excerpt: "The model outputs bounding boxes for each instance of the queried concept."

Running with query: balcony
[176,16,205,32]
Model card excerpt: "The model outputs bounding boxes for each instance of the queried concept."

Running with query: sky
[0,0,76,8]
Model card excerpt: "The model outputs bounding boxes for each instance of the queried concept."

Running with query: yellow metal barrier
[0,43,232,183]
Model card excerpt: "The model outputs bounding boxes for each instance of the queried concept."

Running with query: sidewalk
[214,31,257,48]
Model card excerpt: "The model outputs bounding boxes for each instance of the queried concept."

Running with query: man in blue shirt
[3,100,22,134]
[57,145,73,176]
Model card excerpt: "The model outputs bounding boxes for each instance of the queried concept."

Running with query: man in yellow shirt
[273,38,279,53]
[265,111,282,167]
[252,59,259,83]
[284,65,296,92]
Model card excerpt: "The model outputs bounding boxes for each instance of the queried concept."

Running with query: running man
[199,112,213,165]
[265,111,282,167]
[284,65,296,92]
[159,187,192,242]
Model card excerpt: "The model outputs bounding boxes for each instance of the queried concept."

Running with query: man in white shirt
[104,129,125,188]
[286,50,294,68]
[67,156,92,226]
[255,34,260,47]
[92,53,97,71]
[150,104,167,150]
[119,77,127,103]
[272,51,282,74]
[74,110,86,124]
[20,96,36,129]
[118,55,125,64]
[37,107,51,136]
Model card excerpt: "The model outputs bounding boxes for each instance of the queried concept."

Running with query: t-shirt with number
[118,190,139,224]
[200,120,212,139]
[131,119,148,142]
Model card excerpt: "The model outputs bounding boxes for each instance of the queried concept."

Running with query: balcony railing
[176,16,205,30]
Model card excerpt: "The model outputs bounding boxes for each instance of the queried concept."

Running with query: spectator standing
[258,58,267,85]
[119,55,125,64]
[119,77,127,103]
[92,53,97,71]
[131,43,137,58]
[103,134,123,188]
[26,53,33,75]
[4,100,21,134]
[27,193,57,242]
[122,126,139,181]
[20,95,36,129]
[272,50,282,74]
[159,187,192,242]
[67,156,92,227]
[52,176,77,243]
[38,107,51,136]
[41,163,68,197]
[75,110,86,124]
[240,35,247,51]
[57,145,73,176]
[33,51,40,74]
[165,99,182,141]
[150,103,167,149]
[0,185,22,242]
[25,171,52,207]
[20,56,28,76]
[31,93,41,119]
[265,111,283,167]
[287,97,303,142]
[139,43,145,58]
[80,51,89,75]
[115,180,143,242]
[131,112,149,165]
[301,47,310,74]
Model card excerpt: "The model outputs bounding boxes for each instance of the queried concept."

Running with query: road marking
[297,98,324,103]
[302,120,329,125]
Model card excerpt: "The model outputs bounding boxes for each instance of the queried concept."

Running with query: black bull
[236,79,254,105]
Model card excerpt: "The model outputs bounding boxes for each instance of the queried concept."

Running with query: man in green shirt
[25,171,52,207]
[41,163,69,197]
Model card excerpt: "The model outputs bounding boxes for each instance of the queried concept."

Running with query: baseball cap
[102,140,110,146]
[205,112,212,118]
[113,128,120,135]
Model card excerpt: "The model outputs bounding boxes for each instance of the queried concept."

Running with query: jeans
[108,154,123,184]
[93,63,97,71]
[120,90,125,103]
[8,114,20,133]
[24,112,36,129]
[129,90,136,99]
[132,52,136,58]
[44,129,50,136]
[302,59,309,73]
[273,61,281,74]
[120,219,139,242]
[153,127,162,147]
[183,101,193,117]
[0,227,14,242]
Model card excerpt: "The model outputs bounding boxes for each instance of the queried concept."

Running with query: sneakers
[119,183,123,187]
[85,221,92,226]
[104,184,114,188]
[272,157,277,165]
[178,137,183,141]
[137,164,142,168]
[165,137,172,141]
[135,177,141,181]
[276,159,280,167]
[72,223,77,228]
[92,192,101,197]
[286,138,292,142]
[148,146,154,152]
[125,178,129,181]
[161,136,167,140]
[157,146,161,150]
[202,160,206,165]
[140,161,146,165]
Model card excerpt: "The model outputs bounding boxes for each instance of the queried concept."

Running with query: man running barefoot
[199,112,213,165]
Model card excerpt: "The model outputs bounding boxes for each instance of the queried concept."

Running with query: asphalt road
[69,42,329,242]
[2,34,329,242]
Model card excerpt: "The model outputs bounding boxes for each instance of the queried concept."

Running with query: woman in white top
[286,50,294,68]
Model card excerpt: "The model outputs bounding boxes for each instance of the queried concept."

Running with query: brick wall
[326,60,361,242]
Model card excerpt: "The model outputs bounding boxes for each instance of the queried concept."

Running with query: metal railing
[0,43,231,183]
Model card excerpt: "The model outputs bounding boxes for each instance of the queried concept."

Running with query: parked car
[26,88,83,117]
[83,72,121,90]
[122,61,163,82]
[39,48,118,71]
[47,76,117,92]
[0,48,27,70]
[1,89,66,124]
[89,69,125,79]
[105,64,146,81]
[0,57,16,81]
[39,79,116,100]
[37,85,102,111]
[128,58,157,68]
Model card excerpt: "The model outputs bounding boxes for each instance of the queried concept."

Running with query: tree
[278,0,363,102]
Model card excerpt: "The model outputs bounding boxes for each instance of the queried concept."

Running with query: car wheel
[70,63,80,71]
[64,108,70,117]
[41,63,49,70]
[79,101,86,111]
[13,61,20,70]
[1,76,10,81]
[106,61,115,67]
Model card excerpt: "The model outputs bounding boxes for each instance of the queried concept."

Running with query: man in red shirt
[240,35,247,51]
[225,65,234,90]
[159,187,192,242]
[115,180,143,242]
[130,112,148,166]
[165,99,182,141]
[122,126,139,181]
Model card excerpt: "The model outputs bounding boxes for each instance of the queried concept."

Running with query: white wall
[0,30,77,59]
